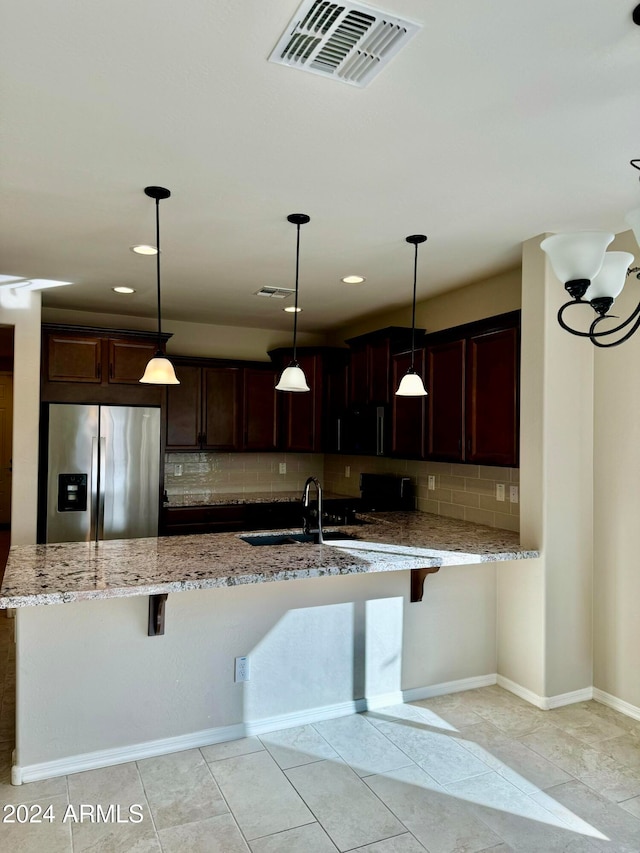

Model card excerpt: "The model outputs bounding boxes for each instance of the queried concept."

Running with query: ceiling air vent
[269,0,421,87]
[255,286,296,298]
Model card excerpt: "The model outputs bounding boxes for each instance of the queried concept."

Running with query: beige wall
[329,267,521,344]
[593,229,640,707]
[16,563,497,769]
[511,235,594,700]
[42,307,326,362]
[0,289,42,545]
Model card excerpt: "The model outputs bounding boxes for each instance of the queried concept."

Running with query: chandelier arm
[557,300,599,337]
[558,299,640,339]
[588,310,640,347]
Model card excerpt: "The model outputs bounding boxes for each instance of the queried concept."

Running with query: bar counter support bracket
[148,594,169,636]
[410,567,440,602]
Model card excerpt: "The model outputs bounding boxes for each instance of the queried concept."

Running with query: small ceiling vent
[269,0,421,87]
[255,286,296,298]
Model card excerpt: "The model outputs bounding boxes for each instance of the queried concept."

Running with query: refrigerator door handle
[90,436,100,542]
[97,436,107,542]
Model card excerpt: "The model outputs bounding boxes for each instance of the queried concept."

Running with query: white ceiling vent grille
[255,286,295,298]
[269,0,421,87]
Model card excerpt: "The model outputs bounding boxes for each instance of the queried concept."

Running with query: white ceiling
[1,0,639,333]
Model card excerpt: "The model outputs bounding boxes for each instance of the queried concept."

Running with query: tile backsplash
[165,452,325,499]
[165,452,519,532]
[323,454,519,533]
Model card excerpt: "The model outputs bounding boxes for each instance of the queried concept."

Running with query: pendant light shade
[395,234,428,397]
[139,186,180,385]
[140,355,179,384]
[275,213,311,393]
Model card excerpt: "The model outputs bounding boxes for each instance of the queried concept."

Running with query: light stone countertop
[0,512,539,608]
[164,491,356,507]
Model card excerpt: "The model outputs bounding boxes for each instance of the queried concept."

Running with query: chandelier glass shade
[541,160,640,348]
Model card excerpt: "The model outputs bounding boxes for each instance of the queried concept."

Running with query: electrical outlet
[496,483,505,502]
[279,462,286,474]
[234,656,250,682]
[510,485,519,504]
[344,465,351,478]
[174,464,183,477]
[428,475,436,490]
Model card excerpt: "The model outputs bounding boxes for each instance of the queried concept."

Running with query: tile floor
[0,615,639,852]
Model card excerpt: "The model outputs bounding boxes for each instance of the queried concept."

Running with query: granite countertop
[0,512,539,608]
[164,491,356,507]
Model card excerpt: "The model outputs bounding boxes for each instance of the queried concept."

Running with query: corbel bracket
[148,594,168,636]
[410,567,440,602]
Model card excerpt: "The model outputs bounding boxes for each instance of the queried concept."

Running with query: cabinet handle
[337,418,342,452]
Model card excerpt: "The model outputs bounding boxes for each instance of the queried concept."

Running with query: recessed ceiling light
[113,286,136,294]
[130,244,158,256]
[342,275,366,284]
[284,306,302,313]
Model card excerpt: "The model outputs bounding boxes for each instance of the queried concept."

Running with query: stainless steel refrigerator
[42,404,161,544]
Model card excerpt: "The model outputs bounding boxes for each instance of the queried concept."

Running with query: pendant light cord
[410,240,418,370]
[155,197,162,350]
[292,222,301,364]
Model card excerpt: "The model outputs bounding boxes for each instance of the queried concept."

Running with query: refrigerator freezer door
[100,406,160,540]
[47,404,99,543]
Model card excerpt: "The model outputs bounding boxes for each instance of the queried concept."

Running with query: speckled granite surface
[0,512,539,608]
[165,490,355,507]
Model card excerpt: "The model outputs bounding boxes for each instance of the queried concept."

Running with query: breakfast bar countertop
[0,512,539,608]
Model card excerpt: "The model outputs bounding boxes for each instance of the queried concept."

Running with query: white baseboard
[593,688,640,722]
[496,675,593,710]
[402,673,498,703]
[11,673,497,785]
[18,675,635,785]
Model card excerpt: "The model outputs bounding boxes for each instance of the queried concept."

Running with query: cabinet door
[324,356,349,452]
[202,366,241,451]
[426,340,465,461]
[391,350,426,458]
[281,353,322,452]
[47,335,102,383]
[243,368,278,451]
[108,339,158,384]
[466,327,519,466]
[368,338,391,404]
[348,346,368,405]
[165,365,202,450]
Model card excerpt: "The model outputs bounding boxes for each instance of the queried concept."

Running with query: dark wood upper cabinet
[47,334,102,383]
[426,339,465,462]
[391,350,426,459]
[41,325,170,406]
[242,367,278,451]
[108,339,158,384]
[345,327,421,407]
[202,366,241,451]
[424,311,520,467]
[466,327,519,466]
[166,362,243,452]
[165,365,202,450]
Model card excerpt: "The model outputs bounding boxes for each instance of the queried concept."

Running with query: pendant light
[396,234,428,396]
[139,186,180,384]
[275,213,311,392]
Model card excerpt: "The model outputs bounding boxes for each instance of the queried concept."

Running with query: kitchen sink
[240,531,359,546]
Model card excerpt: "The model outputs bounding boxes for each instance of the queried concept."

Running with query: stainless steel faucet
[302,476,324,543]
